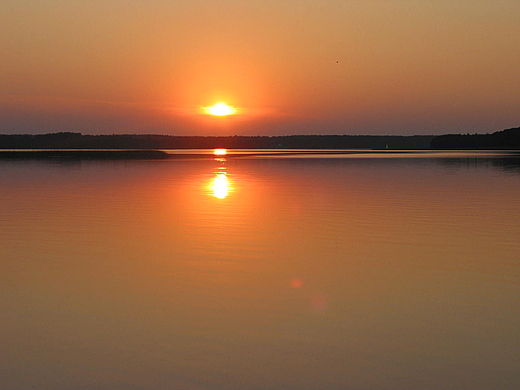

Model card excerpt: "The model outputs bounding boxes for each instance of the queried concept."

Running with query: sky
[1,0,519,136]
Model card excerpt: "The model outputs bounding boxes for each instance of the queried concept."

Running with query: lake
[1,150,519,390]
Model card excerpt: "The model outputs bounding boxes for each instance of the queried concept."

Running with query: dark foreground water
[1,150,519,390]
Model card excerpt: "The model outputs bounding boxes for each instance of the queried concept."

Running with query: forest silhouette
[0,127,519,156]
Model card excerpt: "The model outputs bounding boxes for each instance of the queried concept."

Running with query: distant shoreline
[1,149,519,162]
[0,150,170,160]
[0,127,518,151]
[0,133,435,150]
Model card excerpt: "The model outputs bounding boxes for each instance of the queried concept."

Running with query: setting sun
[205,103,235,116]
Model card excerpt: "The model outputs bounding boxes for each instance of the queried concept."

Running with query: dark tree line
[3,128,518,150]
[0,132,434,150]
[430,127,520,149]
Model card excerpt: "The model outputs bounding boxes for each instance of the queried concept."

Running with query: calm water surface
[1,151,519,390]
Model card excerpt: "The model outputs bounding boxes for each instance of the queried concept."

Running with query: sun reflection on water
[211,173,229,199]
[210,148,231,199]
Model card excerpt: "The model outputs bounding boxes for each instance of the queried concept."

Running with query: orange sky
[1,0,519,135]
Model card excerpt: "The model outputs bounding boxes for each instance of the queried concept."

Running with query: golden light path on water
[210,148,230,199]
[211,173,229,199]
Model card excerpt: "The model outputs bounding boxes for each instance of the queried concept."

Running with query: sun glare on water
[205,103,235,116]
[212,173,229,199]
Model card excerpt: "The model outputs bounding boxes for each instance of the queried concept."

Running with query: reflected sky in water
[0,151,519,390]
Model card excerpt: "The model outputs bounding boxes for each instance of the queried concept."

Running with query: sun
[205,103,235,116]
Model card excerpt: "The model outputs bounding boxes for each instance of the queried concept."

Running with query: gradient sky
[1,0,519,135]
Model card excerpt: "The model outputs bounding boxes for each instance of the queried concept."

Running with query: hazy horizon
[1,1,519,136]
